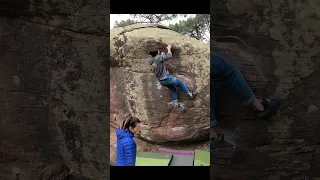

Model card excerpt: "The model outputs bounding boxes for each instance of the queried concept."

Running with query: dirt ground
[110,126,209,165]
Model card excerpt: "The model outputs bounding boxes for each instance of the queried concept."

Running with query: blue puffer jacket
[115,128,137,166]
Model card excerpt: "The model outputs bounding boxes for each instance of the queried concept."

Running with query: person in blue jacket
[116,115,141,166]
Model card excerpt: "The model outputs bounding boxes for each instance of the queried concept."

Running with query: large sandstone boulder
[211,0,320,179]
[110,24,210,143]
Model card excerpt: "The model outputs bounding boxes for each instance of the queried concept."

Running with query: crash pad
[194,149,210,166]
[156,148,194,166]
[199,148,210,152]
[136,152,172,166]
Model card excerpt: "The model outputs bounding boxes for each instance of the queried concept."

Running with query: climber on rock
[148,44,198,110]
[210,52,281,149]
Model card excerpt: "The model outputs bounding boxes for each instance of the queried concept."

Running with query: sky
[110,14,209,43]
[110,14,196,28]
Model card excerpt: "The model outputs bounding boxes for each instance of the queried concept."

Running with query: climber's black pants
[210,52,255,127]
[159,75,190,101]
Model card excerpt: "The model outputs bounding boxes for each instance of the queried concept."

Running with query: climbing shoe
[169,102,184,111]
[254,93,281,119]
[189,92,198,100]
[175,103,184,111]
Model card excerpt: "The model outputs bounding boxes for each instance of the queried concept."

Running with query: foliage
[113,14,209,42]
[130,14,179,23]
[168,14,210,42]
[114,19,137,28]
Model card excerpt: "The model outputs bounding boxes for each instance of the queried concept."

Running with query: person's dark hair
[37,163,89,180]
[149,49,159,57]
[120,114,141,130]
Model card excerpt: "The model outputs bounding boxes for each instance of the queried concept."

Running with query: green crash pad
[194,149,210,166]
[199,148,210,152]
[136,152,172,166]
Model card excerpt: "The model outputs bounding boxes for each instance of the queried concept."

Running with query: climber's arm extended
[159,45,172,61]
[160,53,172,61]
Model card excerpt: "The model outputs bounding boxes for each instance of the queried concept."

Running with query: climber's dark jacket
[115,127,137,166]
[148,52,172,80]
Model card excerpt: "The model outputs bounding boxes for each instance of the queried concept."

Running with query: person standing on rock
[210,52,281,149]
[149,44,198,110]
[116,115,141,166]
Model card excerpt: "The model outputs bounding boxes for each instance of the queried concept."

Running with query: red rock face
[110,73,127,128]
[110,68,209,143]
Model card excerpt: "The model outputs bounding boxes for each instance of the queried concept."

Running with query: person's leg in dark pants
[210,52,256,146]
[165,85,179,103]
[172,77,190,95]
[172,76,198,100]
[211,52,258,108]
[160,77,179,106]
[161,76,198,107]
[210,52,281,148]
